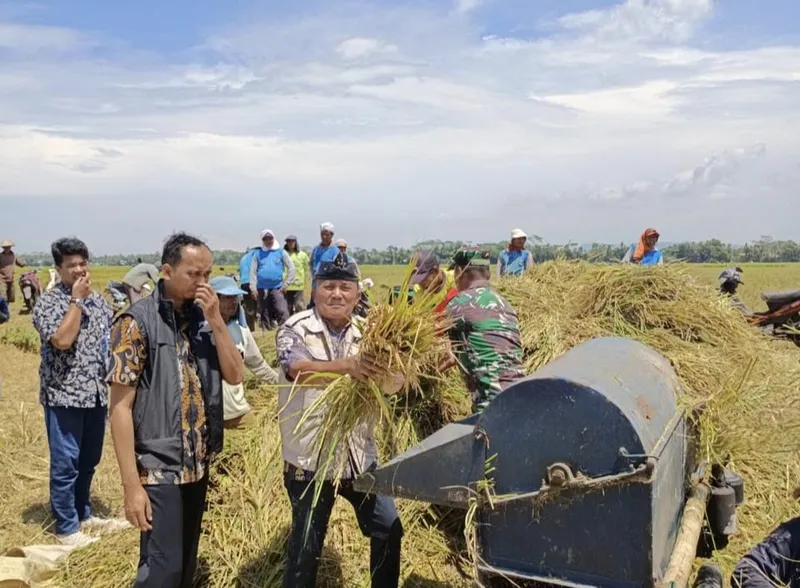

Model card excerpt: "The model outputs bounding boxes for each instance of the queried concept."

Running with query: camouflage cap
[451,247,491,269]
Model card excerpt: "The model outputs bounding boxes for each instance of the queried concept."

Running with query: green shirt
[285,251,310,291]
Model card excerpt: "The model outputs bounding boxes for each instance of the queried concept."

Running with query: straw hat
[1,240,13,248]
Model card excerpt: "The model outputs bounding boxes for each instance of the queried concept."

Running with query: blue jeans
[44,405,107,535]
[283,475,403,588]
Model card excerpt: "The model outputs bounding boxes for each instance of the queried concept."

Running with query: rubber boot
[693,563,724,588]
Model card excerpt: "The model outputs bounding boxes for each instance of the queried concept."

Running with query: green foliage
[16,236,800,266]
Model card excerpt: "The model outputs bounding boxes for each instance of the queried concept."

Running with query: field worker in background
[308,221,340,310]
[238,246,259,331]
[276,252,404,588]
[410,250,457,313]
[0,293,9,323]
[622,228,664,266]
[249,230,295,331]
[210,275,278,429]
[283,235,310,314]
[32,237,128,547]
[107,232,243,588]
[440,248,526,415]
[122,261,160,306]
[1,239,25,305]
[497,229,533,278]
[719,267,749,315]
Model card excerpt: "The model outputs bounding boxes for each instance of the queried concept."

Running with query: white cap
[320,222,335,233]
[511,228,527,239]
[260,229,275,239]
[336,238,347,247]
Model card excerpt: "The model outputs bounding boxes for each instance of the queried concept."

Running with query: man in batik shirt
[441,247,526,414]
[107,232,243,588]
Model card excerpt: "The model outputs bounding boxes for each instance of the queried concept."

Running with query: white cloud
[336,37,397,60]
[454,0,485,15]
[1,0,799,252]
[0,21,90,52]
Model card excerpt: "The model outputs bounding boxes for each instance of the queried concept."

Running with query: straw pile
[54,259,800,585]
[497,260,800,572]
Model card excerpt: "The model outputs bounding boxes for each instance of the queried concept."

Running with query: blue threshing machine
[353,337,743,587]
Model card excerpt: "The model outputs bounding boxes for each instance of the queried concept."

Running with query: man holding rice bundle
[441,247,526,414]
[275,252,403,588]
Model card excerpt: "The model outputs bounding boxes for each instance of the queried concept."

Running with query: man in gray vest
[107,232,244,588]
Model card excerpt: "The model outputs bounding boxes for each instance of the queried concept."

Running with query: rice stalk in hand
[289,260,454,495]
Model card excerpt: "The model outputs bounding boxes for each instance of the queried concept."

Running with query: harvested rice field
[1,262,800,587]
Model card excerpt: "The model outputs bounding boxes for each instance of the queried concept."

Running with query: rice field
[1,262,799,587]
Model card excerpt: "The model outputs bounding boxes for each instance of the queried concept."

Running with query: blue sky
[1,0,799,254]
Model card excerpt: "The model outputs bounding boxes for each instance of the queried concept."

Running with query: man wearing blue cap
[210,276,279,429]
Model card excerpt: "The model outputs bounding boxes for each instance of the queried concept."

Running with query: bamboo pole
[662,481,711,588]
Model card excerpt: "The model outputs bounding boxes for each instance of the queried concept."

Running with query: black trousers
[284,290,306,315]
[135,477,209,588]
[283,475,403,588]
[257,288,289,330]
[240,284,257,331]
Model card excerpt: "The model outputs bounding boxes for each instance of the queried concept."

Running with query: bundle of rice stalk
[292,261,454,485]
[497,260,800,575]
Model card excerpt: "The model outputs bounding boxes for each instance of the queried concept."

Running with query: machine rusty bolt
[547,463,574,487]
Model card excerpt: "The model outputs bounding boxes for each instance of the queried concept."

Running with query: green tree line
[17,237,800,267]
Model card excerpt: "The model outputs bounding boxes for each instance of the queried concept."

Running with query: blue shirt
[239,249,258,285]
[311,245,339,275]
[0,295,8,323]
[498,249,531,276]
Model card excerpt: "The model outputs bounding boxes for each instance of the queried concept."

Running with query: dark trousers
[283,476,403,588]
[284,290,305,315]
[241,285,257,331]
[135,477,209,588]
[44,404,106,535]
[257,288,290,330]
[3,280,14,304]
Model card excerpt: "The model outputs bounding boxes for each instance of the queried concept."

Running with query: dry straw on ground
[23,260,800,585]
[497,260,800,574]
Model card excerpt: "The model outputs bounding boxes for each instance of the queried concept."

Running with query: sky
[0,0,799,254]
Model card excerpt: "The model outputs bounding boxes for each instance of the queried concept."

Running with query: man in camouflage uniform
[441,247,526,414]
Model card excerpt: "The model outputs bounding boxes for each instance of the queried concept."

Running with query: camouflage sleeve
[276,325,312,378]
[445,293,470,340]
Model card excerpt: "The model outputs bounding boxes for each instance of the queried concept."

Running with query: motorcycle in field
[18,269,42,313]
[105,281,129,312]
[748,289,800,347]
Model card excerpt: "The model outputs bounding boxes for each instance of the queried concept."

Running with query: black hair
[284,239,299,253]
[161,232,208,266]
[51,237,89,267]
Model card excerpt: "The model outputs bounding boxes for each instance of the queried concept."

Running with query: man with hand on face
[209,275,278,429]
[107,232,244,588]
[276,252,404,588]
[249,229,295,331]
[33,237,128,547]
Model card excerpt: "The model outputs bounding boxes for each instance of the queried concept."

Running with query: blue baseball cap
[209,276,246,296]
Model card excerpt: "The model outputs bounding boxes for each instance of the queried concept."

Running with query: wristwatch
[70,297,87,311]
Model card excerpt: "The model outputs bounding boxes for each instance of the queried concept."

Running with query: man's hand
[195,283,222,323]
[72,275,91,300]
[123,483,152,531]
[345,353,382,383]
[437,350,457,373]
[251,291,258,302]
